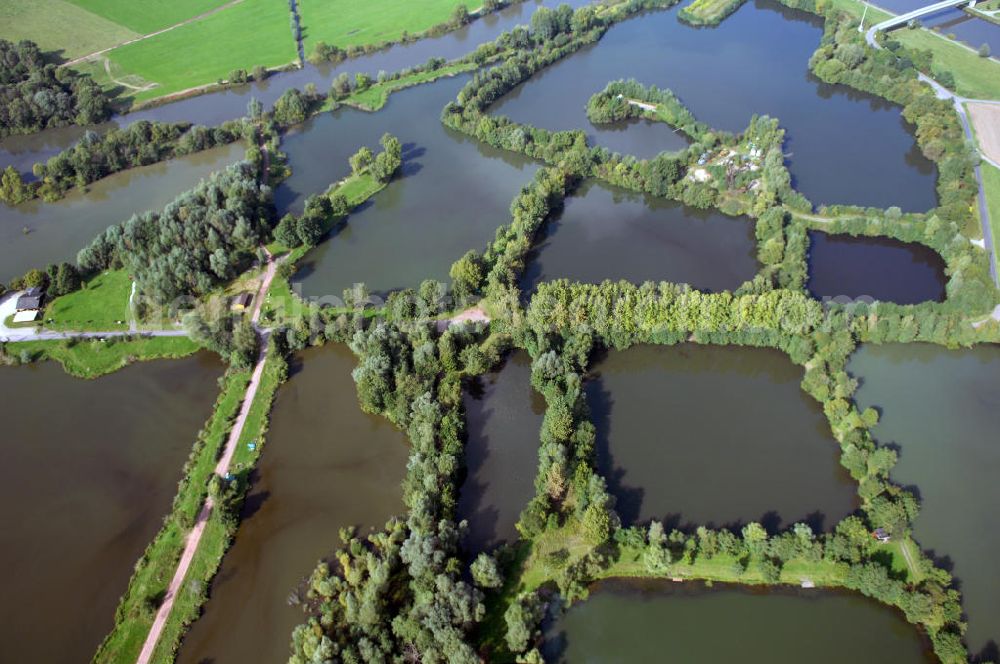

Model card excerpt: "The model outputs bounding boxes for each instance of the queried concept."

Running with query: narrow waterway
[520,178,759,295]
[0,141,246,283]
[587,345,858,530]
[491,0,938,210]
[0,353,224,664]
[285,75,540,299]
[849,343,1000,657]
[177,344,408,664]
[542,579,933,662]
[458,351,546,554]
[806,231,948,305]
[0,0,591,172]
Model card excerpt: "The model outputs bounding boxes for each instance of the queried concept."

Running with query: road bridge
[865,0,978,46]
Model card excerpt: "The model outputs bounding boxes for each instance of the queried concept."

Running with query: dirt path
[899,540,919,579]
[103,58,157,92]
[436,305,490,331]
[135,330,269,664]
[134,254,275,664]
[134,134,277,664]
[61,0,246,67]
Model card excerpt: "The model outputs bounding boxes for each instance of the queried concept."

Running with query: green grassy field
[0,0,137,60]
[65,0,231,34]
[43,269,131,331]
[10,336,199,378]
[105,0,297,102]
[983,163,1000,265]
[892,27,1000,100]
[298,0,479,52]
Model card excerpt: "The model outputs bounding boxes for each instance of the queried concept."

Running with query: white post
[858,3,868,32]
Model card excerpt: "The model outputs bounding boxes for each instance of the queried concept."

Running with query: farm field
[0,0,137,60]
[64,0,232,34]
[4,0,1000,662]
[298,0,480,52]
[103,0,297,102]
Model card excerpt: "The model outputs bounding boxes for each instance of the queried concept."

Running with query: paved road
[865,12,1000,287]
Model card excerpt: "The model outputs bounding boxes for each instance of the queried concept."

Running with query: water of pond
[806,231,947,305]
[849,343,1000,657]
[0,141,246,283]
[586,344,858,530]
[0,0,590,173]
[177,343,408,664]
[542,579,933,663]
[520,178,759,295]
[286,75,540,299]
[458,351,546,554]
[0,353,224,663]
[491,0,938,211]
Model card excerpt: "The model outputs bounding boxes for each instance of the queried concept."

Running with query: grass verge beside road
[983,163,1000,265]
[891,27,1000,100]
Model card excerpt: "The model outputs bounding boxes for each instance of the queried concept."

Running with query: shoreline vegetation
[678,0,749,26]
[0,0,997,662]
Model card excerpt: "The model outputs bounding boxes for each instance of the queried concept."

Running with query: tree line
[1,120,244,205]
[77,161,273,304]
[0,39,110,138]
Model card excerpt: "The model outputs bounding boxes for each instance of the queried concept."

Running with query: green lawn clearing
[65,0,232,34]
[10,336,199,379]
[343,61,477,111]
[0,0,138,60]
[43,269,131,332]
[298,0,479,52]
[103,0,297,103]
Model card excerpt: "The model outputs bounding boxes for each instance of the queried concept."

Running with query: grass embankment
[340,61,478,111]
[815,0,1000,100]
[298,0,479,52]
[43,269,132,331]
[0,0,137,60]
[261,171,387,326]
[7,336,198,379]
[678,0,748,26]
[891,27,1000,100]
[983,163,1000,264]
[93,353,285,663]
[100,0,297,103]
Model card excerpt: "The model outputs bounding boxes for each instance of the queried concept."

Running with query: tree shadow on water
[585,376,644,526]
